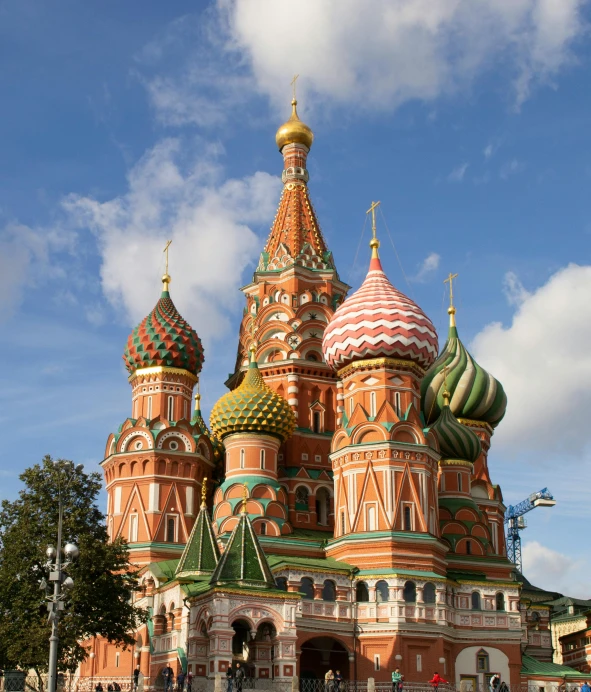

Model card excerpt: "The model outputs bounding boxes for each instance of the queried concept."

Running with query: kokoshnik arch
[78,92,585,689]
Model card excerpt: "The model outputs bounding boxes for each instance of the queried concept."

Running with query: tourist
[325,669,335,692]
[581,683,591,692]
[429,672,448,691]
[335,670,343,692]
[226,665,233,692]
[133,666,140,692]
[113,682,121,692]
[95,684,103,692]
[186,672,193,692]
[107,684,113,692]
[177,670,186,692]
[490,675,500,692]
[234,663,245,692]
[162,665,174,692]
[392,668,403,692]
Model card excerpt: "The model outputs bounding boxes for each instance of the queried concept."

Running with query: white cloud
[62,138,281,344]
[503,271,531,306]
[500,159,526,179]
[218,0,586,111]
[522,540,590,598]
[471,264,591,455]
[447,162,469,182]
[414,252,440,282]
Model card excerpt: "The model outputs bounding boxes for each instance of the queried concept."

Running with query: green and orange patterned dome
[123,276,204,377]
[429,393,482,463]
[210,347,296,441]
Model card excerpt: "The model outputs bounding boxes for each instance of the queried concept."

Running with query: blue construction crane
[504,488,556,573]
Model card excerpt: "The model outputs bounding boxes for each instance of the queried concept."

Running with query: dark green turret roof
[176,502,220,579]
[210,510,275,588]
[429,401,481,463]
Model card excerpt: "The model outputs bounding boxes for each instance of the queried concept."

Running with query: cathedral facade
[78,99,579,691]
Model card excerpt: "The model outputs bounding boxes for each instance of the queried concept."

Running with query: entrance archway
[232,619,251,659]
[300,637,350,681]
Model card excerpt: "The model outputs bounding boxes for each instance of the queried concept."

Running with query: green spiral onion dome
[123,276,204,377]
[429,397,482,463]
[421,309,507,428]
[210,347,296,442]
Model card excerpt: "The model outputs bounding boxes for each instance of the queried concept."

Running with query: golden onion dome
[275,99,314,151]
[210,348,296,442]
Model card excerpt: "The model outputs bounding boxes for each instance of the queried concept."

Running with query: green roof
[176,504,220,579]
[149,559,180,581]
[521,655,583,679]
[210,511,275,588]
[268,554,353,573]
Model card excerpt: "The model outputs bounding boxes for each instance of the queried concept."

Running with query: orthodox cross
[163,239,172,275]
[366,200,381,240]
[201,477,207,507]
[291,74,299,101]
[442,364,450,406]
[444,272,458,309]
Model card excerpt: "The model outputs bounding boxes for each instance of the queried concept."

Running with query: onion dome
[210,347,296,441]
[421,307,507,428]
[322,239,439,371]
[123,275,204,377]
[275,99,314,151]
[429,392,481,463]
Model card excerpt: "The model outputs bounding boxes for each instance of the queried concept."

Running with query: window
[312,411,321,433]
[367,505,376,531]
[472,591,481,610]
[260,449,265,470]
[394,392,401,417]
[166,516,177,543]
[341,511,346,535]
[322,580,336,602]
[349,397,354,416]
[374,655,380,671]
[416,654,422,673]
[260,522,267,536]
[476,650,489,672]
[369,391,377,417]
[375,580,389,603]
[466,540,472,555]
[403,581,417,603]
[356,582,369,602]
[167,396,174,420]
[276,577,288,591]
[295,486,309,510]
[129,514,138,542]
[496,592,505,611]
[184,399,188,419]
[423,582,436,604]
[147,396,152,419]
[300,577,315,600]
[240,449,245,469]
[458,472,462,492]
[403,506,412,531]
[116,653,120,669]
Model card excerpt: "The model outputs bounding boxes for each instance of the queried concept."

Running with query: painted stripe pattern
[428,404,482,463]
[322,258,439,370]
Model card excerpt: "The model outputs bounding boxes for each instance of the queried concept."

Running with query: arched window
[240,449,245,469]
[160,604,167,633]
[367,505,376,531]
[476,649,489,672]
[472,591,481,610]
[375,580,389,603]
[312,411,321,433]
[457,472,462,492]
[322,580,336,602]
[295,486,309,509]
[275,577,287,591]
[300,577,315,600]
[466,539,472,555]
[260,522,267,536]
[166,517,176,543]
[356,581,369,602]
[403,506,412,531]
[403,581,417,603]
[423,582,436,604]
[147,396,153,419]
[496,592,505,611]
[260,449,265,470]
[369,391,377,417]
[167,396,174,421]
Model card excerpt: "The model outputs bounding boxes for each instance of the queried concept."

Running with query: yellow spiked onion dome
[210,346,296,441]
[275,99,314,151]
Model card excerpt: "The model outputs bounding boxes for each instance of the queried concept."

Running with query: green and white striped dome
[429,400,482,463]
[421,310,507,428]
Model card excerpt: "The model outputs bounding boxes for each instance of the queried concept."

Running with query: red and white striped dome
[322,253,439,371]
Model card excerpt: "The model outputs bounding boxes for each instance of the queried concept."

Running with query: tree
[0,456,148,674]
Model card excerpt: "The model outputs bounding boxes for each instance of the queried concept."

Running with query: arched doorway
[232,619,252,661]
[300,637,350,681]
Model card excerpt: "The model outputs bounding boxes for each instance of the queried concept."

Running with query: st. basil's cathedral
[79,98,588,690]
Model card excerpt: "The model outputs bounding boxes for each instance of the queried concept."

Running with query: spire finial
[444,272,458,327]
[201,477,207,507]
[291,74,299,105]
[248,319,258,366]
[366,201,381,259]
[241,484,248,514]
[194,379,201,411]
[442,364,450,407]
[162,239,172,291]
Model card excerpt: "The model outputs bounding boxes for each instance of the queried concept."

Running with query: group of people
[94,683,121,692]
[162,666,193,692]
[391,669,449,692]
[225,662,246,692]
[324,669,345,691]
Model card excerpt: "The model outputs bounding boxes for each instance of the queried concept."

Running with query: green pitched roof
[210,511,275,588]
[521,655,583,679]
[176,503,220,579]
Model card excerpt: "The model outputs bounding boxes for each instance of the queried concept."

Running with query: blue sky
[1,0,590,597]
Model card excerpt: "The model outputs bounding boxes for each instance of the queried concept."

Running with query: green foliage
[0,456,148,673]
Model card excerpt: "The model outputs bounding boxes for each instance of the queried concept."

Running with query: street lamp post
[41,461,83,692]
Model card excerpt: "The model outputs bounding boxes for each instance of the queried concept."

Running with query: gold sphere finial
[275,83,314,151]
[443,389,450,407]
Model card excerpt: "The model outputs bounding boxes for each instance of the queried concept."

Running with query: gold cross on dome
[291,74,299,101]
[366,200,381,240]
[163,239,172,275]
[444,272,458,309]
[201,477,207,507]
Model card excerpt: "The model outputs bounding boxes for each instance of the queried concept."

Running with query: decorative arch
[120,430,153,452]
[156,431,193,452]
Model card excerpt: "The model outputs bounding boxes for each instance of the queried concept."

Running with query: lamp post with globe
[40,461,84,692]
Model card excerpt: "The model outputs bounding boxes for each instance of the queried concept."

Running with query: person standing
[234,663,245,692]
[162,666,174,692]
[177,670,186,692]
[392,668,403,692]
[429,672,448,691]
[226,666,234,692]
[581,682,591,692]
[133,666,140,692]
[325,669,335,692]
[335,670,343,692]
[186,673,193,692]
